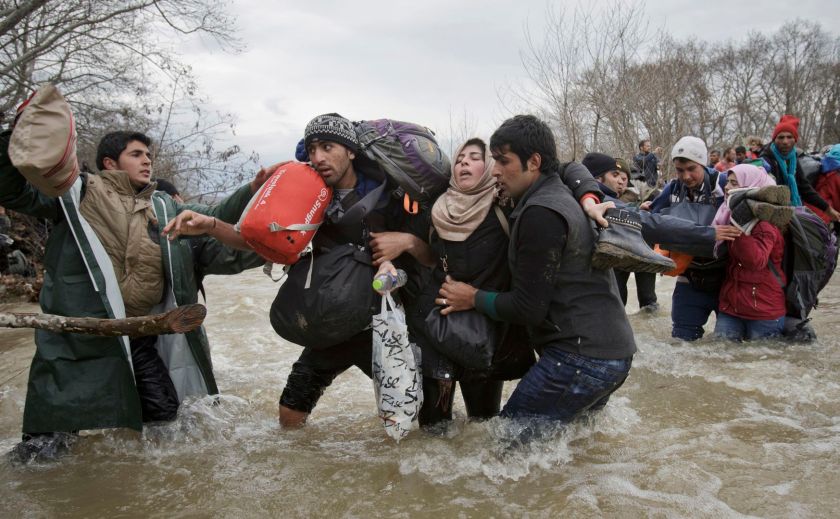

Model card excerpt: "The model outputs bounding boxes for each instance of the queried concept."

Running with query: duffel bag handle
[268,222,322,232]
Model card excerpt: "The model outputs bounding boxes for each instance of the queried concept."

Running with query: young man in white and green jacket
[0,130,268,461]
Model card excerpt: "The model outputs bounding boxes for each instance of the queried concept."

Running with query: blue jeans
[500,347,632,423]
[671,280,719,341]
[714,312,784,341]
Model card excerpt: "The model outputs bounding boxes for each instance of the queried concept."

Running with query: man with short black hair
[708,149,721,168]
[633,139,660,187]
[0,128,266,461]
[735,146,748,164]
[439,115,635,423]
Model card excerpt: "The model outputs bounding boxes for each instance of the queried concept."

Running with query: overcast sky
[179,0,840,165]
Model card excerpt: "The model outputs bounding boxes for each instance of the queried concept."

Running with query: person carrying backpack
[645,136,730,341]
[164,113,433,428]
[712,165,790,341]
[761,115,840,222]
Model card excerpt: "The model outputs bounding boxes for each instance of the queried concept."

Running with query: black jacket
[478,173,636,359]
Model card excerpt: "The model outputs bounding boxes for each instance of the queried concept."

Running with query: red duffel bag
[236,162,332,264]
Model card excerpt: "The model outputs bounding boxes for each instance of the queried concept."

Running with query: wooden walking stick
[0,304,207,337]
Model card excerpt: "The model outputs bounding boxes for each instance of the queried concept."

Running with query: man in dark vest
[438,115,635,423]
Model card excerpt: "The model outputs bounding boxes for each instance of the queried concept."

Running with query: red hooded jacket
[718,221,786,320]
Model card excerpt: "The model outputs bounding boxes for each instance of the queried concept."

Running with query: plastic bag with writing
[371,293,422,441]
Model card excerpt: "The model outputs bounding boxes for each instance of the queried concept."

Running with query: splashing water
[1,270,838,517]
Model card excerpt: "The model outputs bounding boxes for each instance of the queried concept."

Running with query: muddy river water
[1,270,838,517]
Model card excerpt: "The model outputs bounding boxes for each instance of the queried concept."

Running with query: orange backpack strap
[403,193,419,215]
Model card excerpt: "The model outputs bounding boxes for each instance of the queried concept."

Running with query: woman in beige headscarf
[388,138,534,428]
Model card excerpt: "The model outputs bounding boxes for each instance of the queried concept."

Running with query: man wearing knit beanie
[583,152,658,312]
[772,114,800,142]
[760,114,839,221]
[302,113,360,189]
[277,113,431,429]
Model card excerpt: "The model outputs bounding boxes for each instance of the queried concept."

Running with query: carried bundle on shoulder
[354,119,451,206]
[237,162,332,264]
[776,207,838,328]
[8,84,79,197]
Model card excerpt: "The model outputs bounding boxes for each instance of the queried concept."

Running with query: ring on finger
[442,298,447,306]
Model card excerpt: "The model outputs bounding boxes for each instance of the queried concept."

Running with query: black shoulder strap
[338,181,388,227]
[704,170,718,201]
[768,261,784,287]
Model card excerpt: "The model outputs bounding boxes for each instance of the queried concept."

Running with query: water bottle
[372,269,408,292]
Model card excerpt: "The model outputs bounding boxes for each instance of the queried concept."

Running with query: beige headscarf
[430,139,497,241]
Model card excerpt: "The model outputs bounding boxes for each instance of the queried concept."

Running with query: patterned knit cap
[304,113,359,153]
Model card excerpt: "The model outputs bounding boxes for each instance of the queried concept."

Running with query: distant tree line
[506,2,840,166]
[1,0,258,201]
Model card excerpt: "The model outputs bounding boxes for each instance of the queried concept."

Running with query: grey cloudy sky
[180,0,840,165]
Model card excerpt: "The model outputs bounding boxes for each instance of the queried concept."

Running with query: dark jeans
[500,347,632,422]
[614,270,657,307]
[279,330,373,413]
[130,335,179,422]
[419,376,503,427]
[671,281,719,341]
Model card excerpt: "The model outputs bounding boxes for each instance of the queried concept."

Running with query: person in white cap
[643,136,735,341]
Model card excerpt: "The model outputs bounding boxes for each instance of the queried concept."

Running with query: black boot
[592,208,677,273]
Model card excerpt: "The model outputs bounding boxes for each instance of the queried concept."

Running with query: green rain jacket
[0,130,263,433]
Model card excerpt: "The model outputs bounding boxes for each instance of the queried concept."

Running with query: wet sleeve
[192,236,265,275]
[405,205,433,242]
[639,211,715,254]
[178,183,254,223]
[561,162,604,202]
[475,207,567,326]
